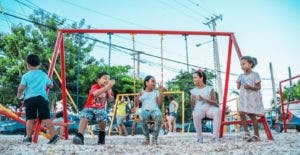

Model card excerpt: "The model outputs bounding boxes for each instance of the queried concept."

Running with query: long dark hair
[194,69,207,84]
[143,75,154,90]
[241,56,258,68]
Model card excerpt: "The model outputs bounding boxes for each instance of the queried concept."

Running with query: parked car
[0,120,26,134]
[177,122,212,133]
[67,114,80,134]
[93,120,144,135]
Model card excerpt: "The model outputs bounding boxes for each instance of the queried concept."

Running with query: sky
[1,0,300,109]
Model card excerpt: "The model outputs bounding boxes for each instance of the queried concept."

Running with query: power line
[0,11,271,80]
[60,0,150,29]
[13,0,186,59]
[157,0,201,22]
[173,0,207,19]
[186,0,215,15]
[113,34,186,57]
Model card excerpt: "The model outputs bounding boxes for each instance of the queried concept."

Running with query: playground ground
[0,130,299,155]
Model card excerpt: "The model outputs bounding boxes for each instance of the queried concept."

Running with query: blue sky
[1,0,300,109]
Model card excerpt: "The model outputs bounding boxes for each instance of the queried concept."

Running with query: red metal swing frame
[30,29,273,142]
[279,75,300,132]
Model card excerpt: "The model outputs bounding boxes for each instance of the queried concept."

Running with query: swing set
[0,29,274,143]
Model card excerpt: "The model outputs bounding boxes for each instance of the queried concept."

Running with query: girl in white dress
[190,69,220,143]
[237,56,265,142]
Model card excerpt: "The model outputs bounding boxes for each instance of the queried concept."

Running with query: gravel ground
[0,131,299,155]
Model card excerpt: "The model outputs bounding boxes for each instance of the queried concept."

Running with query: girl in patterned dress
[237,56,265,142]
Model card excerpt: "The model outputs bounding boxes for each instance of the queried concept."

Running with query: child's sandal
[247,135,260,142]
[142,139,150,145]
[243,132,251,141]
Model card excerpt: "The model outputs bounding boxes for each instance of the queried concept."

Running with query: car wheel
[296,125,300,132]
[274,123,283,133]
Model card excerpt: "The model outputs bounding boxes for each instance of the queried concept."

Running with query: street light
[195,40,213,47]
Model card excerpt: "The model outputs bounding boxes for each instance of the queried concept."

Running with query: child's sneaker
[73,133,84,145]
[47,134,60,144]
[197,137,203,143]
[22,137,32,143]
[152,138,158,145]
[211,137,218,143]
[243,132,251,141]
[97,131,105,145]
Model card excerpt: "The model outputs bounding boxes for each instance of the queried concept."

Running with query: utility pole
[108,33,112,66]
[204,14,223,103]
[288,67,292,86]
[269,62,277,106]
[76,33,83,108]
[137,51,140,78]
[183,34,189,72]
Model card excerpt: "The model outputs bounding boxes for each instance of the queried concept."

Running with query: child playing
[131,108,141,136]
[116,96,129,136]
[17,54,59,144]
[168,96,178,133]
[53,111,64,138]
[73,72,115,145]
[190,69,220,143]
[237,56,265,142]
[162,108,170,135]
[134,75,163,145]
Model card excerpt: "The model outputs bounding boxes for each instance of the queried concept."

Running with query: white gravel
[0,131,299,155]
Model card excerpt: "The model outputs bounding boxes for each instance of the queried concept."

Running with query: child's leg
[121,124,128,136]
[73,108,94,145]
[118,125,123,135]
[172,115,177,132]
[94,109,108,145]
[59,126,64,137]
[116,116,122,135]
[26,119,35,138]
[193,110,205,139]
[239,112,249,133]
[24,97,38,140]
[167,116,173,131]
[42,119,60,144]
[78,118,89,134]
[150,109,162,140]
[37,97,56,138]
[131,121,136,135]
[99,121,106,132]
[41,119,56,137]
[206,108,221,138]
[140,110,151,140]
[98,121,106,145]
[249,114,259,137]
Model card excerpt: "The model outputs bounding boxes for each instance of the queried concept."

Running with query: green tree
[0,10,143,111]
[282,80,300,101]
[0,10,95,109]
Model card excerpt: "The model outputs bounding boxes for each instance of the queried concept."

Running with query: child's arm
[107,89,114,101]
[199,89,218,107]
[174,101,179,113]
[17,85,26,99]
[236,75,241,89]
[157,85,164,105]
[133,91,143,112]
[237,82,241,89]
[92,80,115,97]
[190,95,195,110]
[244,82,261,91]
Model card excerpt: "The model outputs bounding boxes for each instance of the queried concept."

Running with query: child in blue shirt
[17,54,59,144]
